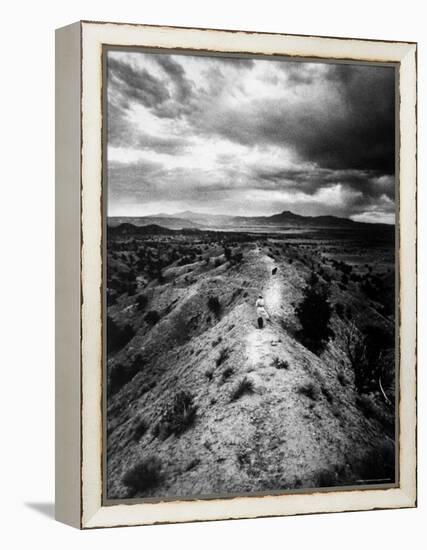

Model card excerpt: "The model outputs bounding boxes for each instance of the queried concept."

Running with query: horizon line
[107,209,395,225]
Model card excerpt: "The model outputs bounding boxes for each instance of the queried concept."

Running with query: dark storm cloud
[253,166,395,200]
[191,63,395,174]
[320,64,395,173]
[108,57,170,110]
[107,52,396,222]
[108,54,196,122]
[155,55,194,102]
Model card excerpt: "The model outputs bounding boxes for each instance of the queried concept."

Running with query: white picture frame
[55,20,417,529]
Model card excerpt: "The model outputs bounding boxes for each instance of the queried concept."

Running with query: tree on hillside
[295,272,334,354]
[342,322,394,397]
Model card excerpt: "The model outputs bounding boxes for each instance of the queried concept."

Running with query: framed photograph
[55,21,417,529]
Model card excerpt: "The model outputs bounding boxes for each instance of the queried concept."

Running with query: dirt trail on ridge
[106,241,395,499]
[245,249,285,369]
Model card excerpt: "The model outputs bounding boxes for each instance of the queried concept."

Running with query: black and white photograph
[104,48,397,501]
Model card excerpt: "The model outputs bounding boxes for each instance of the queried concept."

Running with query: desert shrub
[207,296,221,317]
[337,372,347,386]
[108,354,145,396]
[297,382,318,401]
[122,456,163,495]
[136,294,148,310]
[205,367,214,381]
[321,385,334,404]
[216,347,229,367]
[230,377,255,401]
[272,357,289,370]
[145,310,160,325]
[295,273,333,354]
[212,336,222,347]
[158,390,198,438]
[222,366,234,381]
[107,316,135,353]
[132,417,148,442]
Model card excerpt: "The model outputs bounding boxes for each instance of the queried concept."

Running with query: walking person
[255,294,269,329]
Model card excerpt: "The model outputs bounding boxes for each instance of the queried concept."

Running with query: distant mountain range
[108,210,393,232]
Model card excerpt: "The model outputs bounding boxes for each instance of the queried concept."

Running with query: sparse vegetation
[207,296,221,317]
[157,390,198,438]
[230,377,255,401]
[297,382,318,401]
[107,316,135,354]
[212,336,222,347]
[272,357,289,370]
[106,221,396,498]
[343,322,394,395]
[321,386,334,404]
[122,456,163,495]
[216,347,229,367]
[295,272,334,354]
[221,366,234,381]
[337,372,347,386]
[131,417,148,442]
[108,354,145,396]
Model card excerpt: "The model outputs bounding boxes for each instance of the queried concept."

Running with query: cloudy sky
[107,50,396,223]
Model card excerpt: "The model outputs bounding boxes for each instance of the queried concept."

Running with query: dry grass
[157,390,198,438]
[230,377,255,401]
[216,347,230,367]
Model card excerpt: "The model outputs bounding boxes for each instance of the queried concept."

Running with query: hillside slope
[106,240,395,499]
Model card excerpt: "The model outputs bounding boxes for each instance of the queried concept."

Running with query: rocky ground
[106,234,396,500]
